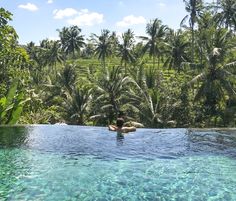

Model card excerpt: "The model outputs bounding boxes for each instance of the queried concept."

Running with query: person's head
[116,118,124,128]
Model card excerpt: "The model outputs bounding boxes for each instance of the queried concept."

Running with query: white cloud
[47,0,53,4]
[67,9,104,26]
[18,3,38,11]
[53,8,78,19]
[116,15,146,27]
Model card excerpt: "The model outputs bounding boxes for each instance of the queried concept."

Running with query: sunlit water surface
[0,126,236,201]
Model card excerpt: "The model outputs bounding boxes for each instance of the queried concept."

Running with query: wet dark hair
[116,118,124,128]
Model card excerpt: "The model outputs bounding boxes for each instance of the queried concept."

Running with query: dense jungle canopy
[0,0,236,127]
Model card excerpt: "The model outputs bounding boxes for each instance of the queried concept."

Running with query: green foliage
[61,86,92,125]
[117,29,135,73]
[92,29,113,68]
[139,19,168,69]
[0,8,30,96]
[0,80,30,125]
[58,26,85,58]
[89,66,135,123]
[0,4,236,127]
[164,30,190,71]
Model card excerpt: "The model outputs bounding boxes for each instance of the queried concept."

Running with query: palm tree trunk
[191,27,195,62]
[103,55,106,69]
[153,56,156,70]
[72,50,75,59]
[124,61,127,75]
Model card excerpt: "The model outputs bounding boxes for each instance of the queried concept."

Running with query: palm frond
[194,82,207,102]
[220,79,236,97]
[223,61,236,71]
[188,72,206,86]
[180,15,189,27]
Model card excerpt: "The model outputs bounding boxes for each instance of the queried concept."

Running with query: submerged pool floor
[0,126,236,200]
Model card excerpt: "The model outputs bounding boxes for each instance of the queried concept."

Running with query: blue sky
[1,0,213,44]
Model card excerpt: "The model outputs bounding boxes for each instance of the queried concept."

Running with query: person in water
[108,118,136,134]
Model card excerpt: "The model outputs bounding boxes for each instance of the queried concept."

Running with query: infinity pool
[0,126,236,200]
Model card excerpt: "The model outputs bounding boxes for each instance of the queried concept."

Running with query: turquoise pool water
[0,126,236,201]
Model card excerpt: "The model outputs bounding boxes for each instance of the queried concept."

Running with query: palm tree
[81,42,94,59]
[40,39,51,49]
[26,42,45,69]
[110,31,119,56]
[93,29,112,68]
[61,86,92,125]
[140,19,167,69]
[164,30,190,72]
[58,26,85,58]
[129,70,176,128]
[196,11,217,66]
[44,40,64,74]
[188,28,236,124]
[181,0,203,61]
[91,66,134,123]
[26,41,51,84]
[57,64,77,94]
[216,0,236,31]
[117,29,135,74]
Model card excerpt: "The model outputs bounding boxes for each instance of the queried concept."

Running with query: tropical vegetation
[0,0,236,127]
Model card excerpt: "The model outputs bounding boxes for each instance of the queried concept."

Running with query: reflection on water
[0,126,236,200]
[0,126,236,159]
[116,133,124,146]
[0,126,30,148]
[0,126,31,199]
[187,129,236,157]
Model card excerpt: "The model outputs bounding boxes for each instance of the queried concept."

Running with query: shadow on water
[0,126,30,148]
[116,134,124,146]
[0,126,31,199]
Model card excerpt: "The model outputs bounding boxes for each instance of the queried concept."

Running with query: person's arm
[108,125,117,131]
[123,121,144,128]
[122,126,136,133]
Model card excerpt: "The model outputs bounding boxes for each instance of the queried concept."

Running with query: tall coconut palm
[81,42,94,59]
[93,29,112,68]
[58,26,85,58]
[26,42,45,69]
[140,19,167,69]
[196,11,217,66]
[110,31,119,56]
[91,66,134,123]
[61,86,92,125]
[117,29,135,74]
[181,0,203,61]
[188,28,236,121]
[26,41,50,84]
[216,0,236,31]
[129,70,176,128]
[57,64,77,94]
[44,40,64,74]
[40,39,51,49]
[164,30,190,72]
